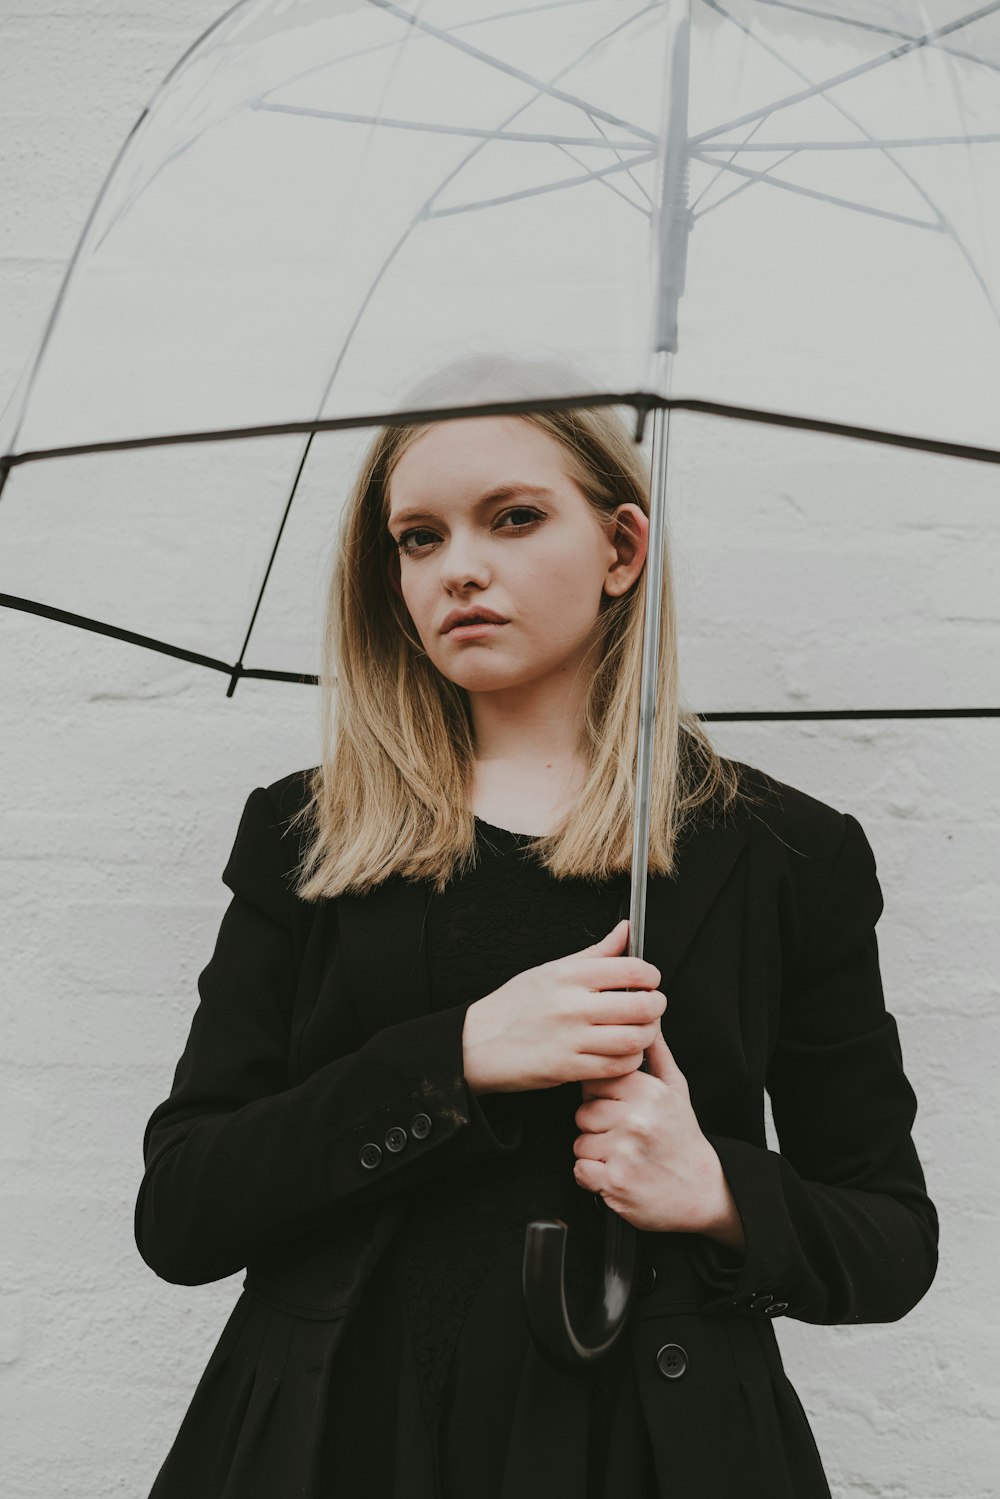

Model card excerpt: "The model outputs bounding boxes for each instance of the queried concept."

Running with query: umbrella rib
[752,0,1000,77]
[224,1,607,116]
[691,149,801,221]
[699,0,1000,328]
[687,153,939,231]
[254,0,603,96]
[750,0,917,44]
[227,433,315,695]
[553,142,650,216]
[367,0,659,144]
[697,133,1000,151]
[424,149,657,219]
[1,100,157,459]
[0,591,236,678]
[1,593,995,714]
[700,707,1000,721]
[578,111,655,211]
[252,101,650,151]
[306,1,664,427]
[690,1,1000,146]
[18,2,664,465]
[86,2,614,258]
[689,113,772,214]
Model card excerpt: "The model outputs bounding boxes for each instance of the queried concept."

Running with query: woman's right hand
[462,918,666,1094]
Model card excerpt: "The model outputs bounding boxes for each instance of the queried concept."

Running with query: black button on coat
[134,757,939,1498]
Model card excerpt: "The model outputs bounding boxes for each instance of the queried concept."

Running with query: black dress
[321,816,664,1498]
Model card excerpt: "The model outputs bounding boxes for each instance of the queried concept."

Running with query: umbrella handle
[521,1198,638,1376]
[521,1054,651,1375]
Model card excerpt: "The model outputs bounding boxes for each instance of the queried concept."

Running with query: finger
[580,1075,622,1101]
[577,1055,647,1089]
[575,1099,613,1132]
[580,1022,661,1059]
[573,1134,608,1165]
[585,990,667,1023]
[580,1068,642,1110]
[570,957,662,994]
[573,1157,603,1195]
[577,918,629,956]
[645,1027,686,1084]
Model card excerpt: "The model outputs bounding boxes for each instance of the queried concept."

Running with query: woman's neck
[471,753,587,837]
[465,665,590,832]
[466,670,587,766]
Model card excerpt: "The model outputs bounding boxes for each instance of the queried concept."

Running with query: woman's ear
[603,504,649,598]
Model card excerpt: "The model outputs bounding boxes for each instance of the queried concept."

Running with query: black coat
[135,759,939,1498]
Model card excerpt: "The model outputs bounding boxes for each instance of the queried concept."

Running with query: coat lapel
[336,810,749,1044]
[645,812,748,988]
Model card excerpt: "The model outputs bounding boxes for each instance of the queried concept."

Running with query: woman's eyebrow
[388,483,555,531]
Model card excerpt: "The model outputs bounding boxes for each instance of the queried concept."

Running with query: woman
[135,399,939,1499]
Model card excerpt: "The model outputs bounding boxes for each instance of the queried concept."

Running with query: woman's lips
[445,621,508,640]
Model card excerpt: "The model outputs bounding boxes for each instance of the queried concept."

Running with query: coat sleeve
[134,785,524,1287]
[689,811,939,1325]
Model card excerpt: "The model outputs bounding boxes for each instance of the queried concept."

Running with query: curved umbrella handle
[521,1053,650,1376]
[521,1193,639,1377]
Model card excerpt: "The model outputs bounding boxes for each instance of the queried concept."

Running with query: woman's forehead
[387,417,578,514]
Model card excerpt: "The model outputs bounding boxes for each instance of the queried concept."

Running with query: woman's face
[385,416,647,700]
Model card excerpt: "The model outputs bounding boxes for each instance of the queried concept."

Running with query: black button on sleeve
[749,1292,773,1311]
[410,1113,432,1140]
[655,1343,689,1379]
[384,1126,408,1153]
[359,1143,383,1170]
[764,1300,789,1316]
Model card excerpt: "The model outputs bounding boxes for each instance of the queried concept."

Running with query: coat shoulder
[220,768,318,925]
[218,767,320,917]
[720,755,852,874]
[717,757,880,973]
[252,764,322,905]
[264,764,320,824]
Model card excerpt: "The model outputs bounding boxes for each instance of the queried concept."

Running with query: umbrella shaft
[654,5,692,353]
[628,350,673,968]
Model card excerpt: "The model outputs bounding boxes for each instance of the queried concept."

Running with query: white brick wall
[0,6,996,1497]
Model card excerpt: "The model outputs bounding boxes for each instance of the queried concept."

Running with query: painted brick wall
[0,6,996,1497]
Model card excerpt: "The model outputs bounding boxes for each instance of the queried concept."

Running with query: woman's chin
[435,659,534,695]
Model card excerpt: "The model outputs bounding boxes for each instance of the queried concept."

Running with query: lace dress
[321,817,661,1499]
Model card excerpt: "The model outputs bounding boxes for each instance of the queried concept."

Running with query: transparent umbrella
[1,0,999,1374]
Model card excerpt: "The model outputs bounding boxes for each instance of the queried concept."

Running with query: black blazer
[135,759,938,1499]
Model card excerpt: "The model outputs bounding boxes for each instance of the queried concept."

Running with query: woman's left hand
[573,1028,744,1243]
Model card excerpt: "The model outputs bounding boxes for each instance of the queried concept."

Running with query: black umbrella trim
[0,589,995,717]
[5,390,1000,468]
[3,391,999,710]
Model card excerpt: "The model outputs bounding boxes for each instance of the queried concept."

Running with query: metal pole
[628,348,673,970]
[521,0,692,1375]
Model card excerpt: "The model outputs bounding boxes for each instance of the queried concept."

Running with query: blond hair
[288,401,753,898]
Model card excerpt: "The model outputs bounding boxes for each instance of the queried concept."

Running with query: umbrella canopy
[1,0,999,707]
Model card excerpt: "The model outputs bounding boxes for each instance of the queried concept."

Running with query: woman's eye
[397,527,438,553]
[396,508,542,555]
[500,507,542,529]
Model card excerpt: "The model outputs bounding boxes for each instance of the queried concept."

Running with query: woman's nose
[439,534,490,590]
